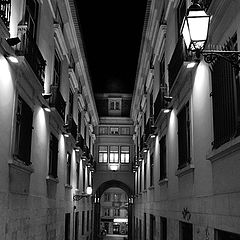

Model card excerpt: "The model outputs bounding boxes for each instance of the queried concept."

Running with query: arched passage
[93,180,134,240]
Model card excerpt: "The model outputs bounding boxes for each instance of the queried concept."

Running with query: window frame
[109,145,119,163]
[120,146,130,163]
[98,145,108,163]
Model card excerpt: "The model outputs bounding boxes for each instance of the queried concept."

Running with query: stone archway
[93,180,133,240]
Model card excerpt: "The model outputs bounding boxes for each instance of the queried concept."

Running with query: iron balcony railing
[0,0,11,29]
[16,25,46,86]
[168,36,189,90]
[49,85,66,120]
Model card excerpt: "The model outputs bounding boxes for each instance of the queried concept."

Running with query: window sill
[158,178,168,186]
[148,186,155,190]
[46,175,59,183]
[9,158,34,174]
[175,164,194,177]
[206,136,240,163]
[65,184,72,189]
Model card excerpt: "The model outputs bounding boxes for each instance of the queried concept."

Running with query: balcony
[0,0,11,29]
[64,115,77,140]
[49,85,66,121]
[168,36,190,90]
[15,25,46,86]
[144,117,156,141]
[154,89,165,122]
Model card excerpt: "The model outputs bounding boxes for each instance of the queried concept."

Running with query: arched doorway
[93,180,133,240]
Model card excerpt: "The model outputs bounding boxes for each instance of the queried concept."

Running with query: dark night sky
[76,1,147,94]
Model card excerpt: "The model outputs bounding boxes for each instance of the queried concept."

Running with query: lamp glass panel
[86,186,92,195]
[182,18,191,49]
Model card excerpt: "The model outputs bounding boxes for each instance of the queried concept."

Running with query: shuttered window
[14,96,33,165]
[177,102,191,169]
[49,133,58,178]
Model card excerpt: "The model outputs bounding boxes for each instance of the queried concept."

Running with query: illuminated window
[98,146,108,163]
[110,127,119,135]
[120,127,130,135]
[14,96,33,165]
[109,146,119,163]
[120,146,130,163]
[49,133,58,178]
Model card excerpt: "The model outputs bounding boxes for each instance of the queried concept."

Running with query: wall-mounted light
[187,62,197,68]
[181,0,240,69]
[7,55,18,63]
[42,104,51,112]
[73,186,92,201]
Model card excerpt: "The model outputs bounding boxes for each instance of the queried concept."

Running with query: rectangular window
[150,153,154,186]
[76,161,80,189]
[75,212,79,240]
[69,90,73,116]
[81,211,85,235]
[114,209,120,216]
[104,193,110,202]
[160,217,167,240]
[150,214,156,240]
[104,208,110,216]
[98,146,108,163]
[120,146,130,163]
[109,146,119,163]
[215,229,240,240]
[121,127,130,135]
[177,102,191,169]
[144,160,147,190]
[49,133,58,178]
[139,165,142,192]
[99,126,108,135]
[144,213,147,240]
[160,136,167,180]
[65,213,70,240]
[14,96,33,165]
[78,111,81,134]
[179,222,193,240]
[87,210,89,231]
[82,166,85,192]
[66,152,71,185]
[53,51,61,86]
[110,127,119,135]
[160,54,165,86]
[211,33,240,149]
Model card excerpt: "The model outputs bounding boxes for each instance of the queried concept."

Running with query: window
[114,209,120,216]
[109,99,121,110]
[14,96,33,165]
[99,126,108,135]
[177,102,191,169]
[55,6,64,31]
[160,217,167,240]
[25,0,39,40]
[215,229,240,240]
[69,90,73,116]
[144,160,147,190]
[160,54,165,86]
[87,210,89,231]
[49,133,58,178]
[113,193,121,202]
[104,208,110,216]
[109,146,119,163]
[120,146,130,163]
[179,222,193,240]
[98,146,108,163]
[211,33,240,149]
[75,212,79,240]
[65,213,70,240]
[82,166,85,191]
[81,211,85,235]
[150,90,153,117]
[76,161,80,189]
[78,111,81,134]
[150,214,156,240]
[110,127,119,135]
[53,51,61,86]
[66,152,71,185]
[104,193,110,202]
[139,165,142,192]
[150,153,154,186]
[160,136,167,180]
[121,127,130,135]
[144,213,147,240]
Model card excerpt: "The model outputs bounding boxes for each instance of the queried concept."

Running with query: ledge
[206,135,240,163]
[9,158,34,174]
[175,164,194,177]
[46,175,59,183]
[158,178,168,186]
[65,184,72,189]
[148,186,155,190]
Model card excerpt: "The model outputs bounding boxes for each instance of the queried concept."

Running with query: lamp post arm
[201,50,240,70]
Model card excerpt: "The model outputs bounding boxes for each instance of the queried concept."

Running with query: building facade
[132,0,240,239]
[0,0,98,239]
